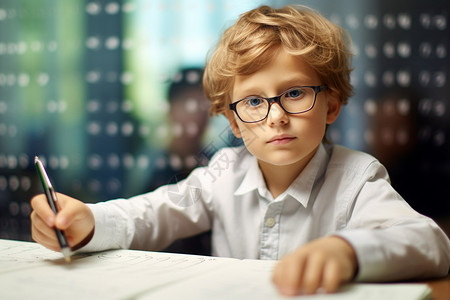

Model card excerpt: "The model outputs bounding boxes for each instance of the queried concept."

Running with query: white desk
[0,239,432,300]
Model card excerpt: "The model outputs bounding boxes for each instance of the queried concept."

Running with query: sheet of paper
[0,239,238,300]
[144,259,432,300]
[0,239,432,300]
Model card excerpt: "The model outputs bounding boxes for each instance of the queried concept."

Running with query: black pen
[34,156,72,262]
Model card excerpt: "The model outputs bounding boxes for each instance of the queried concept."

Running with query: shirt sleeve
[336,161,450,282]
[78,167,214,253]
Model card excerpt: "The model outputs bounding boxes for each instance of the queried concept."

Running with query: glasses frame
[229,85,328,123]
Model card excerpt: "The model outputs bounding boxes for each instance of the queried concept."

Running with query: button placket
[260,201,282,260]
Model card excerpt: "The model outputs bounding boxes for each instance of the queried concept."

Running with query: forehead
[232,49,320,99]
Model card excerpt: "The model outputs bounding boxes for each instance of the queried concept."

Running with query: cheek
[291,109,328,141]
[312,116,328,138]
[309,102,329,130]
[236,123,266,148]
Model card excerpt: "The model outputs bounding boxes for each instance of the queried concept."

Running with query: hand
[30,193,95,252]
[272,236,358,296]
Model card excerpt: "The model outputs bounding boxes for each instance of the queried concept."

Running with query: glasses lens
[235,97,269,122]
[280,87,316,113]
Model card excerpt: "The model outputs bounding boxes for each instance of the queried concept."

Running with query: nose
[266,102,289,125]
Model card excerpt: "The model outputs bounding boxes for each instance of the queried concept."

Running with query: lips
[267,134,296,145]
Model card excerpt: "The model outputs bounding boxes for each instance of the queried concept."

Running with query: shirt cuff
[335,229,387,282]
[75,203,123,253]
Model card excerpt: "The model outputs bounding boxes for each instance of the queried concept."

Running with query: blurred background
[0,0,449,244]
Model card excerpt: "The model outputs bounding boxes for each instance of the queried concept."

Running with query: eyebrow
[234,79,316,100]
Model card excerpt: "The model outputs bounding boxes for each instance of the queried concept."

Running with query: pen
[34,156,72,263]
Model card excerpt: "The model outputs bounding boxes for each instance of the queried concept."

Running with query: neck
[258,150,317,199]
[258,164,301,199]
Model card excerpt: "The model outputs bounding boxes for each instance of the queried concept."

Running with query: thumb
[54,193,85,230]
[52,193,95,248]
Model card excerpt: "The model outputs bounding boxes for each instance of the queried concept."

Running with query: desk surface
[0,239,444,300]
[424,274,450,300]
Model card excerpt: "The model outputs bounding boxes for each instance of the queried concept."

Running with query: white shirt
[83,143,450,281]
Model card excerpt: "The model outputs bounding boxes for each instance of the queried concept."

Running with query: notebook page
[142,259,432,300]
[0,239,432,300]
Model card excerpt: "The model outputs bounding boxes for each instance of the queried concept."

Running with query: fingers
[302,252,326,294]
[30,210,60,252]
[322,259,341,293]
[273,251,330,295]
[30,193,95,251]
[303,254,343,294]
[51,193,95,248]
[272,236,358,296]
[54,193,86,230]
[30,194,59,250]
[272,252,306,296]
[30,194,56,227]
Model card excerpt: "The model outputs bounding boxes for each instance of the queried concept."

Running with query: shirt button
[265,217,276,228]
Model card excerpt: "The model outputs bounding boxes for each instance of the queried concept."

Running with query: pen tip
[61,247,72,263]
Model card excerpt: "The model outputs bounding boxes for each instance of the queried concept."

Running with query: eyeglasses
[229,85,327,123]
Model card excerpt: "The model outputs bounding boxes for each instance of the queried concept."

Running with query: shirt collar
[234,143,329,207]
[234,154,266,196]
[285,143,329,207]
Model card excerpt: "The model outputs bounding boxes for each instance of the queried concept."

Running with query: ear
[224,110,243,138]
[326,92,342,125]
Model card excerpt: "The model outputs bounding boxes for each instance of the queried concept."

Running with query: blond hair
[203,5,353,116]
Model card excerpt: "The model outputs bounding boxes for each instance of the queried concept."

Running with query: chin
[260,154,307,167]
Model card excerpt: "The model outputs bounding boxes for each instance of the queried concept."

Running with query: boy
[30,5,450,296]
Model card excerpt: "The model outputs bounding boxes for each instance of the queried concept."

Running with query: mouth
[267,134,296,145]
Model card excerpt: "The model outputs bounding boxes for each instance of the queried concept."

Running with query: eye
[285,88,304,99]
[244,97,264,107]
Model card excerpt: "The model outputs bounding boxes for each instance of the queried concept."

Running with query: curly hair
[203,5,354,116]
